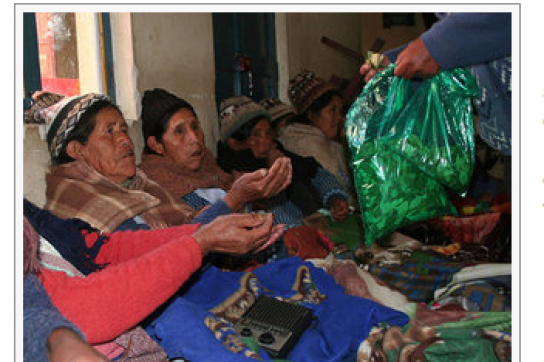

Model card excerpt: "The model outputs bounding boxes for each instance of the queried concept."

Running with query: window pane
[36,13,80,96]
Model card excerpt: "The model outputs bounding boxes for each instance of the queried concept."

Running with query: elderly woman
[28,92,291,232]
[24,198,282,361]
[138,88,292,215]
[278,70,356,202]
[216,96,350,227]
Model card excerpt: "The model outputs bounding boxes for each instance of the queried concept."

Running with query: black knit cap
[140,88,195,154]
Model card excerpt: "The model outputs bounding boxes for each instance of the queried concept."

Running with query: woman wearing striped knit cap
[278,69,357,204]
[259,98,296,134]
[217,96,350,229]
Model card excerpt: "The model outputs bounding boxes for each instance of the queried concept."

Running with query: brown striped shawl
[45,160,197,232]
[139,148,235,201]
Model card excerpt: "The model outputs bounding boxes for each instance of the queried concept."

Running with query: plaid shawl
[45,160,196,232]
[139,148,234,201]
[367,261,462,303]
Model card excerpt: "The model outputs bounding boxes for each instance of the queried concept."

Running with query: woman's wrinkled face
[248,118,275,159]
[160,108,206,172]
[80,106,136,183]
[309,95,344,140]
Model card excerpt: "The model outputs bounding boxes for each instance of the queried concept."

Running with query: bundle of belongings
[309,215,511,362]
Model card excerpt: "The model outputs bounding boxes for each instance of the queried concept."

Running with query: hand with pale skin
[47,328,110,362]
[223,156,292,211]
[359,55,391,83]
[193,213,284,256]
[330,198,349,222]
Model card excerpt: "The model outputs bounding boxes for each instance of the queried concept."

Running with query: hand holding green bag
[346,64,478,246]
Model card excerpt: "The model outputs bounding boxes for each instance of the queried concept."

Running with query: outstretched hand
[193,213,285,255]
[224,156,292,211]
[394,36,440,79]
[265,143,285,167]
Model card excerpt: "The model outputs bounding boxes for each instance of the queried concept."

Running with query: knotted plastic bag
[347,64,477,246]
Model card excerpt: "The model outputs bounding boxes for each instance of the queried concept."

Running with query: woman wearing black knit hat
[139,88,295,268]
[139,88,292,215]
[216,95,351,228]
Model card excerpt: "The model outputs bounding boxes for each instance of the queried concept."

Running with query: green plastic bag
[348,64,479,194]
[393,67,478,193]
[351,137,456,246]
[346,64,477,246]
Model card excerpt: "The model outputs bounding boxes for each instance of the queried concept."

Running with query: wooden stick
[320,36,385,61]
[320,36,386,107]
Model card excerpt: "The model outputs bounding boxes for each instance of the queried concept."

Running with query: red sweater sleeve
[85,224,201,266]
[39,234,202,344]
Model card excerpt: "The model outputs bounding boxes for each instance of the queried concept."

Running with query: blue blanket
[146,257,409,361]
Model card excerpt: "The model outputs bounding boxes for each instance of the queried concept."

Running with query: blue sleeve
[270,200,304,229]
[191,198,233,224]
[310,167,348,209]
[422,13,511,69]
[24,275,85,362]
[384,44,407,63]
[182,192,212,211]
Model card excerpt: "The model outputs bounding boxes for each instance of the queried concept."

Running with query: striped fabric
[182,192,211,211]
[434,275,511,312]
[269,199,304,228]
[367,261,462,303]
[45,160,197,233]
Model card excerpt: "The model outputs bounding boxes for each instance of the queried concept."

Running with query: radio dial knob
[258,332,275,345]
[241,327,253,337]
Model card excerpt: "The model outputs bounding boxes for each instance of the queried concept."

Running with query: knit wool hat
[288,70,337,115]
[259,98,296,126]
[219,96,271,142]
[141,88,190,130]
[29,92,110,159]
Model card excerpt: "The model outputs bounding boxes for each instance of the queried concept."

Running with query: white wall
[360,13,427,54]
[23,126,50,207]
[275,13,290,104]
[286,13,361,82]
[131,13,219,153]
